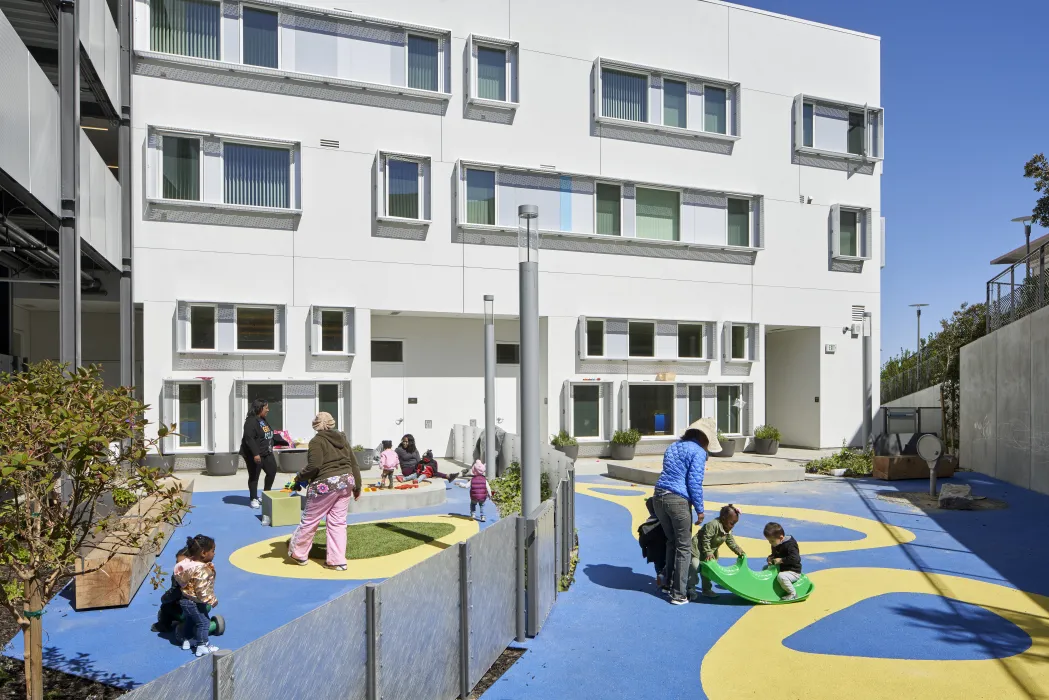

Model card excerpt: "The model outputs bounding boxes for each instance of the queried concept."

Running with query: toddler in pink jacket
[378,440,399,489]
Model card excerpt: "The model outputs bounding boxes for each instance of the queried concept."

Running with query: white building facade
[130,0,884,461]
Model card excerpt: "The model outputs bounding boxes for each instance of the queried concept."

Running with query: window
[840,209,858,257]
[802,103,814,147]
[635,188,679,241]
[572,385,600,438]
[466,169,495,225]
[688,386,703,424]
[318,384,340,429]
[717,385,741,434]
[408,35,439,91]
[678,324,704,359]
[496,343,520,365]
[162,136,200,201]
[704,86,727,134]
[320,310,344,352]
[727,198,750,247]
[596,184,621,236]
[586,320,604,357]
[189,305,215,350]
[601,69,646,122]
[847,112,865,156]
[663,79,687,128]
[247,384,283,430]
[731,325,747,360]
[151,0,219,59]
[224,143,290,209]
[236,306,276,351]
[629,385,674,436]
[629,322,655,357]
[372,340,403,363]
[242,7,278,68]
[176,383,203,448]
[476,46,507,101]
[387,159,420,219]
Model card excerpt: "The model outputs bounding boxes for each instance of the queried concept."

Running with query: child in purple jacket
[469,460,492,522]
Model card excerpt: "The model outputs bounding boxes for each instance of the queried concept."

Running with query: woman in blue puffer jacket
[652,417,721,605]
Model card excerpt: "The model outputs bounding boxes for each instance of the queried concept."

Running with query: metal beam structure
[58,0,81,368]
[118,0,134,386]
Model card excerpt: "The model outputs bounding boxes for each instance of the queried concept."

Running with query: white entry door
[371,364,405,449]
[496,372,519,434]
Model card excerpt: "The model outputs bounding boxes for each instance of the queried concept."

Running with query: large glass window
[629,385,674,436]
[586,320,604,357]
[320,310,343,352]
[242,7,278,68]
[247,384,283,430]
[224,143,290,209]
[840,209,858,257]
[596,184,621,236]
[731,325,747,360]
[372,340,404,363]
[636,188,680,241]
[466,169,495,225]
[408,35,439,91]
[177,383,203,448]
[601,69,646,122]
[573,385,600,438]
[727,198,750,247]
[629,322,655,357]
[318,384,340,429]
[717,385,741,434]
[663,79,687,129]
[704,86,727,134]
[688,386,703,424]
[678,324,704,359]
[802,103,814,147]
[847,111,865,156]
[189,305,215,350]
[387,159,420,219]
[236,306,276,351]
[162,136,200,201]
[150,0,219,60]
[476,46,507,101]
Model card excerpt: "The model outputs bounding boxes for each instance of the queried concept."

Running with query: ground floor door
[371,364,405,449]
[496,370,519,434]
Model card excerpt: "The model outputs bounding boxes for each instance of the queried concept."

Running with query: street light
[517,205,541,517]
[909,303,928,387]
[483,295,497,475]
[1011,215,1034,279]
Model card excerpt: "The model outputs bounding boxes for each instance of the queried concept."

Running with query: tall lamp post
[909,303,928,387]
[1011,215,1034,279]
[483,295,497,475]
[517,205,541,517]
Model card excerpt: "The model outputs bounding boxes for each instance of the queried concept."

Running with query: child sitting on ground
[403,450,457,483]
[151,547,189,633]
[378,440,398,489]
[689,504,745,600]
[174,534,219,657]
[469,460,492,522]
[763,522,802,601]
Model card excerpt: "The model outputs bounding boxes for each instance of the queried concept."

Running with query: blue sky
[737,0,1047,364]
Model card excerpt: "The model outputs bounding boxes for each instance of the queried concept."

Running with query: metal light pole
[861,311,872,449]
[517,205,541,517]
[1011,215,1034,279]
[909,303,928,387]
[58,0,81,368]
[119,0,135,387]
[483,295,497,475]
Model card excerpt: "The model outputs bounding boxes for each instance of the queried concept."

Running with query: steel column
[484,295,497,474]
[519,260,540,517]
[58,0,81,368]
[118,0,134,387]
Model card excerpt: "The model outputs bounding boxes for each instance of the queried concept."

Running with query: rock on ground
[939,483,973,510]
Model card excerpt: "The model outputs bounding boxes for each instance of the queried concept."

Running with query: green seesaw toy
[700,555,815,604]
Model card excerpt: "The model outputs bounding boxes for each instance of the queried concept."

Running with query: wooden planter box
[873,455,958,481]
[73,477,194,610]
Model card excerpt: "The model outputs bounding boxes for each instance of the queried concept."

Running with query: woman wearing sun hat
[652,417,720,605]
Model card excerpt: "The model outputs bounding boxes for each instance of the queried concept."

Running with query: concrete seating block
[262,490,302,526]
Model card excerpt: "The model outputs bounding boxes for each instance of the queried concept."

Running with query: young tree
[0,362,188,700]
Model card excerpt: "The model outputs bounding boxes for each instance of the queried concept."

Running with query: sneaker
[668,595,689,606]
[327,564,347,571]
[395,475,405,483]
[206,644,219,653]
[781,593,798,601]
[480,515,487,522]
[181,639,191,651]
[290,557,308,566]
[701,590,719,599]
[195,645,212,657]
[250,498,261,509]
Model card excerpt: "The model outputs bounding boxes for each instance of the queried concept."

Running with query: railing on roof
[987,243,1049,333]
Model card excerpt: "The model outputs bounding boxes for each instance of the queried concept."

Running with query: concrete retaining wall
[960,303,1049,495]
[883,383,943,409]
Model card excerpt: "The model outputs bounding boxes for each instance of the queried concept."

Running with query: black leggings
[246,453,278,500]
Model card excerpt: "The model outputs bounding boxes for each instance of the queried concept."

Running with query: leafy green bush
[490,462,552,517]
[112,488,138,510]
[611,428,641,446]
[754,425,782,442]
[805,444,873,477]
[352,444,365,452]
[550,430,578,448]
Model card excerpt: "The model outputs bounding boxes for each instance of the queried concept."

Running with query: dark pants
[652,490,693,599]
[179,598,210,648]
[245,453,277,500]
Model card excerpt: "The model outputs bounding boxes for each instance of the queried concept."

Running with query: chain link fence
[881,352,946,404]
[987,245,1049,333]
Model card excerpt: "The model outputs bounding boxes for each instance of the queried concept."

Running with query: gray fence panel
[527,499,557,636]
[379,544,461,700]
[231,586,368,700]
[467,516,518,689]
[121,656,213,700]
[554,484,563,581]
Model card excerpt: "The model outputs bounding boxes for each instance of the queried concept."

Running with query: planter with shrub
[710,431,736,458]
[204,452,240,476]
[610,428,641,461]
[142,452,176,473]
[352,445,375,470]
[550,430,579,460]
[753,425,782,456]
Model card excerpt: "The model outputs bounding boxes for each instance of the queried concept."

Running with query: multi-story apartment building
[129,0,884,461]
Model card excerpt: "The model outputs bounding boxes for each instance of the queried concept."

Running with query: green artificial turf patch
[311,521,456,559]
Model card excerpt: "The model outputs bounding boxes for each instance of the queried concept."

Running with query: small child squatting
[690,504,745,600]
[173,534,219,657]
[763,521,802,601]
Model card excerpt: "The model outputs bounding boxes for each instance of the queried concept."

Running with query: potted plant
[610,428,641,461]
[753,425,782,456]
[141,425,176,473]
[550,430,579,460]
[204,452,240,476]
[352,445,375,469]
[710,430,736,458]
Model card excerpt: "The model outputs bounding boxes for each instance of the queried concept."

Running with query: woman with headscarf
[240,398,288,509]
[395,433,420,480]
[285,412,362,571]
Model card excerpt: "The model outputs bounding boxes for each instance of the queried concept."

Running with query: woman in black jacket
[241,398,288,508]
[395,434,420,479]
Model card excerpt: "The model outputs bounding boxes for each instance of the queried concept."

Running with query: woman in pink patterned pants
[287,412,362,571]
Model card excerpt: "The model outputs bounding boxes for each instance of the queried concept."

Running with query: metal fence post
[366,584,380,700]
[1039,245,1046,311]
[1010,266,1016,321]
[569,466,576,552]
[515,515,526,642]
[526,512,539,637]
[212,649,233,700]
[458,541,470,700]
